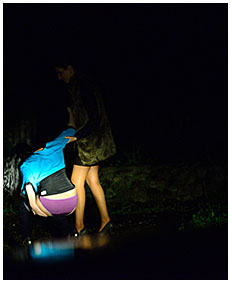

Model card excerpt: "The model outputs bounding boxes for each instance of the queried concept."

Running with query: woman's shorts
[74,153,100,167]
[39,194,78,216]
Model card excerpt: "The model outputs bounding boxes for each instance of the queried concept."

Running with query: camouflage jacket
[67,74,116,165]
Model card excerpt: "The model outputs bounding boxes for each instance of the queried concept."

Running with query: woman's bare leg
[71,165,90,233]
[86,165,111,232]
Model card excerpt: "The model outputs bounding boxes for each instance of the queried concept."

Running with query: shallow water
[4,227,227,280]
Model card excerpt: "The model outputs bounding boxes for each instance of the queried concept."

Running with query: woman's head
[10,143,34,161]
[56,65,75,84]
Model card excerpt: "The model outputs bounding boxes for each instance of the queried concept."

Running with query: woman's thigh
[86,165,100,186]
[71,165,90,186]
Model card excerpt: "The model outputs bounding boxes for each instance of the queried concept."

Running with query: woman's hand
[25,184,48,217]
[65,136,77,143]
[31,204,48,217]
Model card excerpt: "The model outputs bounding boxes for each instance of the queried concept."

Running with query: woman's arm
[74,89,100,140]
[45,127,77,152]
[25,184,48,217]
[67,107,76,128]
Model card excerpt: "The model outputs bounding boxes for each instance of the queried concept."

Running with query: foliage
[189,203,227,229]
[178,201,227,231]
[3,191,19,217]
[3,201,17,216]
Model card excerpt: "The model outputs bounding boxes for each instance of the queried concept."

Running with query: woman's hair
[52,54,79,71]
[3,143,34,196]
[11,143,34,163]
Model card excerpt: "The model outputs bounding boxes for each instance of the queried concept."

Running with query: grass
[107,198,228,232]
[3,202,16,216]
[189,204,227,229]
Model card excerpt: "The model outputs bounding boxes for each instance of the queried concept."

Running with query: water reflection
[8,234,110,264]
[30,239,75,262]
[73,234,110,250]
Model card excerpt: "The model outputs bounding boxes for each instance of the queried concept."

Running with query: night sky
[3,3,228,162]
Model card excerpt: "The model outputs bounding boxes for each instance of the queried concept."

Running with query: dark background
[3,3,228,162]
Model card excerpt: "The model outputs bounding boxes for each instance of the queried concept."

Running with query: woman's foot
[22,237,33,246]
[68,227,88,238]
[99,218,111,232]
[98,221,113,235]
[78,227,88,235]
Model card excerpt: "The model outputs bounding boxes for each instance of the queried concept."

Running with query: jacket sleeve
[20,165,38,194]
[75,90,100,140]
[45,127,77,152]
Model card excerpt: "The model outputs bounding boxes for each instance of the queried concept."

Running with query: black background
[3,3,228,162]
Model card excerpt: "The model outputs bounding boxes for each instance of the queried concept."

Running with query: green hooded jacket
[67,74,116,165]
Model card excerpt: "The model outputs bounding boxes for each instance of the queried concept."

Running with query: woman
[19,125,77,244]
[56,64,116,235]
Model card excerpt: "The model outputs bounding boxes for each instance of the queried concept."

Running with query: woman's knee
[71,175,78,185]
[86,177,100,188]
[73,183,86,194]
[71,175,84,187]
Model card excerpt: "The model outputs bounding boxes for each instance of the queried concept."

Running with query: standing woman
[56,64,116,235]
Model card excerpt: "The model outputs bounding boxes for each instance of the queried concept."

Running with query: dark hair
[4,143,35,196]
[47,53,91,80]
[11,141,46,166]
[50,54,79,71]
[32,139,47,152]
[10,143,34,161]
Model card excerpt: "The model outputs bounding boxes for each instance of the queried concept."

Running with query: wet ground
[3,210,228,280]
